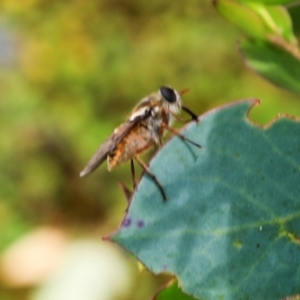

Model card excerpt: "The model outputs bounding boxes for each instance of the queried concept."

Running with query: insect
[80,86,201,200]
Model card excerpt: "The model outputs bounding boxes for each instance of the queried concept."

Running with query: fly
[80,86,201,200]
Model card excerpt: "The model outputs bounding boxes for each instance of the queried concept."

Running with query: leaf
[213,0,270,39]
[242,2,297,44]
[239,40,300,94]
[111,100,300,300]
[153,280,198,300]
[240,0,299,5]
[214,0,297,43]
[288,3,300,35]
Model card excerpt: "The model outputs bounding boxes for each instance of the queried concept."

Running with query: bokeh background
[1,1,300,299]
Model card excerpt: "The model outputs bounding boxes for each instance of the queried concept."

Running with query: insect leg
[162,124,202,149]
[130,159,136,189]
[170,113,190,124]
[134,156,167,201]
[182,105,199,122]
[117,182,132,203]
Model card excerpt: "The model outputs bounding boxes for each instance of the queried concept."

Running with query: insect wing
[80,137,115,177]
[79,122,133,177]
[79,108,151,177]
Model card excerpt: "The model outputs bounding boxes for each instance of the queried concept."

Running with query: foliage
[113,101,300,299]
[1,0,300,299]
[214,0,300,93]
[114,0,300,299]
[153,280,197,300]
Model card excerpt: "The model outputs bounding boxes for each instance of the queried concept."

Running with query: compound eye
[160,86,177,103]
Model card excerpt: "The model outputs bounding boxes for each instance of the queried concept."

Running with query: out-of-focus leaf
[215,0,297,43]
[243,2,297,43]
[240,0,299,5]
[213,0,270,39]
[266,5,298,43]
[288,3,300,35]
[112,100,300,300]
[239,40,300,93]
[153,280,197,300]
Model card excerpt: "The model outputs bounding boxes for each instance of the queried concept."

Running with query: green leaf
[215,0,297,43]
[240,0,299,5]
[265,5,297,43]
[153,280,198,300]
[214,0,270,39]
[239,40,300,93]
[112,100,300,300]
[242,2,297,43]
[288,3,300,35]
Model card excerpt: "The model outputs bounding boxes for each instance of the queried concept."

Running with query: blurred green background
[0,0,300,299]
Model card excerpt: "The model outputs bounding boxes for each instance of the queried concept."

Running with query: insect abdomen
[107,124,154,170]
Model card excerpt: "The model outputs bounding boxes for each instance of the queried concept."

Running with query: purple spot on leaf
[122,218,132,227]
[137,220,145,228]
[163,264,168,270]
